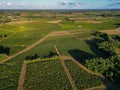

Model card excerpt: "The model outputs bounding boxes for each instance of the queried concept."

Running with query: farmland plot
[24,59,72,90]
[65,60,105,90]
[0,39,57,90]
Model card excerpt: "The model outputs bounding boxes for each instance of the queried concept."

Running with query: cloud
[0,2,12,6]
[0,3,2,6]
[57,1,84,7]
[7,2,11,6]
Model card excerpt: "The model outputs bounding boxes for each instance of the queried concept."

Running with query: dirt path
[54,45,78,90]
[61,56,119,90]
[0,32,52,64]
[54,45,61,56]
[7,20,35,25]
[100,27,120,35]
[17,61,27,90]
[85,85,106,90]
[46,20,61,24]
[0,31,81,64]
[54,45,118,90]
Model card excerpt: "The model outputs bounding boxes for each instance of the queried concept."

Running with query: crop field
[52,36,100,63]
[0,22,60,55]
[0,10,120,90]
[0,40,57,90]
[77,19,120,30]
[65,60,105,90]
[24,59,72,90]
[0,54,8,61]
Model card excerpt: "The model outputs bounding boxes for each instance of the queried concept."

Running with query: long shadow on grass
[114,23,120,28]
[68,49,95,64]
[0,46,10,55]
[84,38,108,58]
[68,49,119,90]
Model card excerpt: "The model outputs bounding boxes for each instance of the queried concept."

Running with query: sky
[0,0,120,9]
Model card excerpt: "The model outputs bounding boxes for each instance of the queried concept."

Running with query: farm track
[0,31,81,64]
[85,85,106,90]
[54,45,119,90]
[0,29,119,90]
[17,61,27,90]
[0,32,51,64]
[61,56,119,90]
[54,45,78,90]
[100,27,120,35]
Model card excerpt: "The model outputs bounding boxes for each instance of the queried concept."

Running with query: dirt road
[54,45,78,90]
[17,61,27,90]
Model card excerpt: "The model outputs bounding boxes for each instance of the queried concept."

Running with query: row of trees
[0,35,7,38]
[0,18,11,24]
[25,51,57,60]
[97,40,120,55]
[93,31,120,56]
[85,55,120,87]
[85,32,120,87]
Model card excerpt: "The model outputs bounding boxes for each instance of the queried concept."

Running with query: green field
[0,54,8,61]
[0,10,120,90]
[65,60,105,89]
[24,59,72,90]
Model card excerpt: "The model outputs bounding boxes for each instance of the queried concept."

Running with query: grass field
[0,39,57,90]
[0,54,8,61]
[0,35,104,90]
[52,36,101,63]
[77,19,120,30]
[0,21,61,55]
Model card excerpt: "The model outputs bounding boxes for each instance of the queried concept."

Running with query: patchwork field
[0,10,120,90]
[65,60,105,90]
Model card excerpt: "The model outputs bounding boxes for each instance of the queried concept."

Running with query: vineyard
[24,59,72,90]
[65,60,105,90]
[0,10,120,90]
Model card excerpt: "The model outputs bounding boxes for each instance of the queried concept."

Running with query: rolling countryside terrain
[0,10,120,90]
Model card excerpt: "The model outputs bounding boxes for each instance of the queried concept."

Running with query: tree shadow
[26,53,39,60]
[114,23,120,28]
[43,51,58,58]
[26,51,57,60]
[84,38,108,58]
[0,46,10,55]
[91,31,109,41]
[68,49,119,90]
[68,49,95,64]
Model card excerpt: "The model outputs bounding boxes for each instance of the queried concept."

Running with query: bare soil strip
[49,31,72,37]
[0,32,51,64]
[46,20,61,24]
[101,28,120,35]
[54,45,61,56]
[61,56,119,90]
[7,20,34,25]
[54,45,78,90]
[85,85,106,90]
[17,61,27,90]
[0,31,81,64]
[49,31,83,37]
